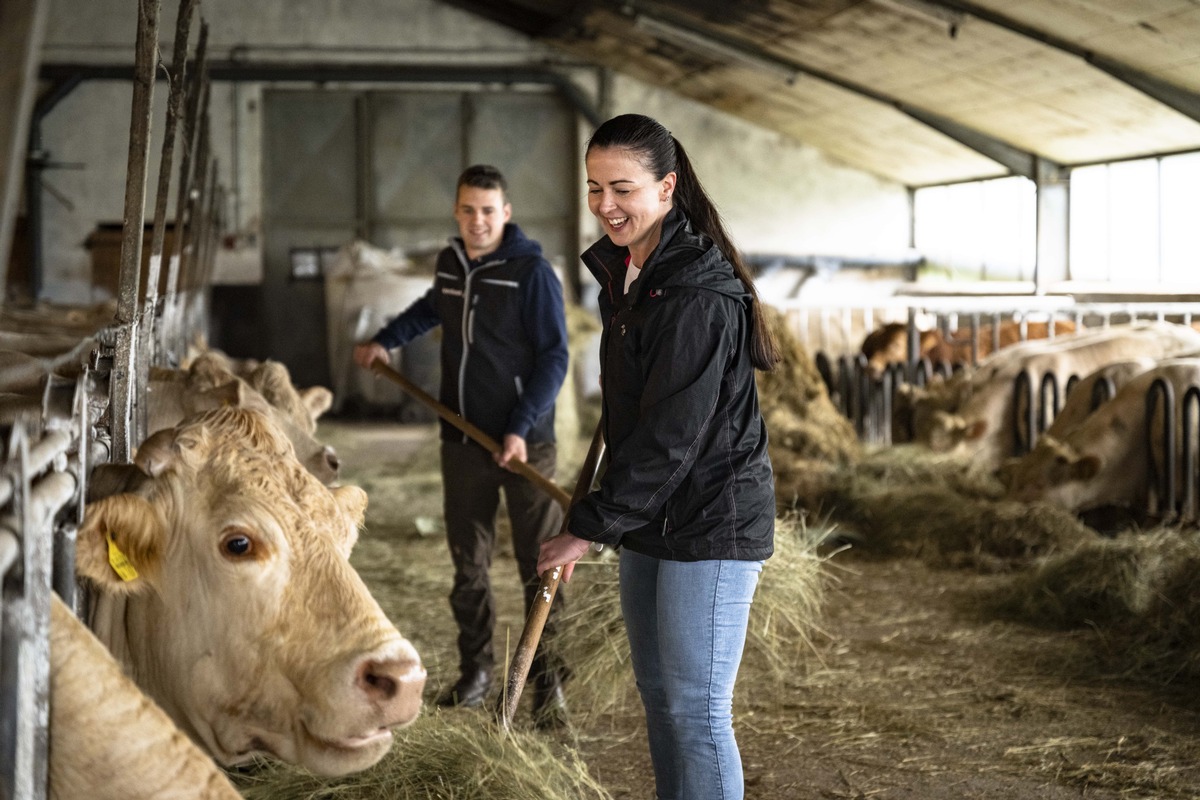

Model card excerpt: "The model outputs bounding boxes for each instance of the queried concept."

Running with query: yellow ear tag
[106,531,139,582]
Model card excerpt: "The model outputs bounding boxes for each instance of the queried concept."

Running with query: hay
[991,529,1200,681]
[552,517,830,723]
[556,304,602,448]
[230,712,612,800]
[783,447,1095,571]
[775,445,1094,571]
[757,305,861,468]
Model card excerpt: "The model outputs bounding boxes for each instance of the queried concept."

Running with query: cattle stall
[784,294,1200,526]
[0,1,220,793]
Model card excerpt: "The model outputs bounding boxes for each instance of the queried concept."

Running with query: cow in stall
[149,355,341,484]
[1040,358,1157,441]
[185,349,335,432]
[1004,358,1200,515]
[894,325,1135,446]
[861,319,1077,378]
[77,405,425,776]
[49,595,243,800]
[908,323,1200,470]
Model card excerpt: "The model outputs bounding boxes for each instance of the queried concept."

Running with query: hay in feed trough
[231,711,611,800]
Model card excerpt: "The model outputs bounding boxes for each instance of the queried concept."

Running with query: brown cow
[78,406,424,776]
[861,319,1077,378]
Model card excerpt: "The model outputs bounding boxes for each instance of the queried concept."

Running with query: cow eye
[220,530,256,559]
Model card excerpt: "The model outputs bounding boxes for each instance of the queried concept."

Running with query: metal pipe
[0,430,73,510]
[1145,378,1176,521]
[1012,369,1034,456]
[1183,387,1200,522]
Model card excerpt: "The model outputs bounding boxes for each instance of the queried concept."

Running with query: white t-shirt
[624,263,642,295]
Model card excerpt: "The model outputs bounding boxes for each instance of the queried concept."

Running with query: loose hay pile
[230,712,611,800]
[757,305,861,468]
[992,529,1200,681]
[782,449,1095,571]
[553,516,830,723]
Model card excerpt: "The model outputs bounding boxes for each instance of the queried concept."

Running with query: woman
[537,113,779,800]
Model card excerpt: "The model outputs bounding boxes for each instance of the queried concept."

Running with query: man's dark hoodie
[372,223,568,445]
[567,207,775,562]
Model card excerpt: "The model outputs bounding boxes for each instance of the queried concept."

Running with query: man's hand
[494,433,527,470]
[353,342,389,369]
[537,532,593,584]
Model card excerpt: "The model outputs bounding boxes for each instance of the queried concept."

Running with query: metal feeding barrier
[1145,379,1200,525]
[0,366,103,800]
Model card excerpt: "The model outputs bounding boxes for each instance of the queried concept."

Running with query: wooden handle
[369,360,572,509]
[500,422,606,729]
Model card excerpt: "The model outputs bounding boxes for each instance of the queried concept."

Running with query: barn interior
[5,0,1200,798]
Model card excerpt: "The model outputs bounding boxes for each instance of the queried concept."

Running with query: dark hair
[457,164,508,198]
[586,114,780,370]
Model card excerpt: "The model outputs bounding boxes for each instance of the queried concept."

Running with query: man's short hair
[457,164,508,197]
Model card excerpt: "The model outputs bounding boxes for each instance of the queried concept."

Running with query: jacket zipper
[453,243,505,444]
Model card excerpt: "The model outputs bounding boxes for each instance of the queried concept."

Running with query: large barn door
[262,91,360,389]
[465,92,576,279]
[261,88,576,400]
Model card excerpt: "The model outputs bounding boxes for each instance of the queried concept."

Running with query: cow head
[1003,434,1101,507]
[78,406,424,776]
[925,410,987,453]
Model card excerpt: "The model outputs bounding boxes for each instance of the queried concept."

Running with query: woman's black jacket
[567,208,774,562]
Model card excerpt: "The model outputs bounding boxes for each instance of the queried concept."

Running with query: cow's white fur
[78,406,424,776]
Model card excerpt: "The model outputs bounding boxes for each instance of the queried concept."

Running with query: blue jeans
[619,548,763,800]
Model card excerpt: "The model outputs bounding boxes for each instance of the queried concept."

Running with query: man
[353,164,570,728]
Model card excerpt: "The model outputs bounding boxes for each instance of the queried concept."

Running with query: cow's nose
[355,651,426,725]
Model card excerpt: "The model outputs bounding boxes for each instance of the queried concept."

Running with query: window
[916,151,1200,287]
[1069,152,1200,285]
[913,177,1036,281]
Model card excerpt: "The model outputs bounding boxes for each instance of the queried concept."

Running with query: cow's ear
[76,494,163,594]
[928,412,964,452]
[964,419,988,441]
[330,485,367,554]
[208,379,245,407]
[1072,455,1102,481]
[300,386,334,421]
[135,429,179,477]
[332,485,368,525]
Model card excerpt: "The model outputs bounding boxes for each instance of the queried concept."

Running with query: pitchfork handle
[369,360,572,509]
[500,421,606,729]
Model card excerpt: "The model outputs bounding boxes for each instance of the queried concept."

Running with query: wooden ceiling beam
[630,8,1051,181]
[912,0,1200,124]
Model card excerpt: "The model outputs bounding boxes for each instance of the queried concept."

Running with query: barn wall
[36,0,910,307]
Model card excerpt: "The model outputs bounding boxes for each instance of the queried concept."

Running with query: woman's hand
[538,532,593,583]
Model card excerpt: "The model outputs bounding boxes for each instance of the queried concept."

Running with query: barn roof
[439,0,1200,186]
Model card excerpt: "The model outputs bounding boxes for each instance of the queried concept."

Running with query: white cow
[49,595,243,800]
[1042,358,1157,440]
[147,360,340,484]
[916,323,1200,469]
[78,405,424,776]
[1005,358,1200,514]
